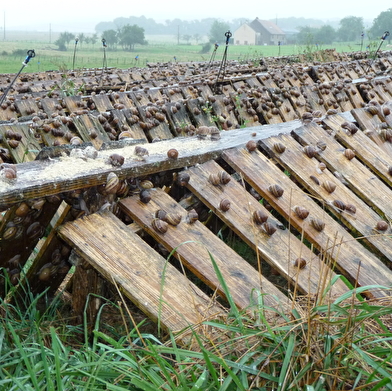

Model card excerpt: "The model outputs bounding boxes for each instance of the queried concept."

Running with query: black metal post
[366,31,389,73]
[0,50,35,106]
[213,31,232,93]
[72,37,79,71]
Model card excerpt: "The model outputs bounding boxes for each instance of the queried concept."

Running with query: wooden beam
[0,121,301,210]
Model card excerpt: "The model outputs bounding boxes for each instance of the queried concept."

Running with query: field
[0,32,362,73]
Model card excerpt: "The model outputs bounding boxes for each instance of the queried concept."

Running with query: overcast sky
[2,1,391,33]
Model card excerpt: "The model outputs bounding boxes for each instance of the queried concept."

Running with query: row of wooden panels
[1,105,392,310]
[1,75,392,167]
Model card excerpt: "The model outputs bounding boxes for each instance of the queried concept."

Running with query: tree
[117,24,147,51]
[182,34,192,44]
[337,16,364,42]
[208,20,230,44]
[54,32,75,51]
[315,25,336,44]
[102,29,118,49]
[369,8,392,41]
[295,26,317,45]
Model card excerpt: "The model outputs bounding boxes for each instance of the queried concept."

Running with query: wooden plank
[119,189,290,310]
[223,147,392,297]
[0,120,304,210]
[260,133,392,263]
[58,211,224,334]
[91,94,114,112]
[185,160,347,297]
[292,122,392,221]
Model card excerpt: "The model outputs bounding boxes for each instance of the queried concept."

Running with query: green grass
[0,34,368,74]
[1,257,392,390]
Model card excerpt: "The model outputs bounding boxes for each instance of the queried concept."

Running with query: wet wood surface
[58,211,225,334]
[119,189,290,311]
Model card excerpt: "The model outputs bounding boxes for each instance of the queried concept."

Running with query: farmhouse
[233,17,285,45]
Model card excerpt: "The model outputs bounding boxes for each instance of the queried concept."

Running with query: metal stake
[0,50,35,106]
[207,42,219,70]
[366,31,389,73]
[72,36,79,71]
[213,31,232,93]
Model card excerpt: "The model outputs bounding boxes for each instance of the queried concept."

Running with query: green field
[0,32,365,73]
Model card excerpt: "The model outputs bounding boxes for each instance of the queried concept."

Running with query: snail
[294,206,309,220]
[108,153,125,167]
[139,189,151,204]
[246,140,257,152]
[219,199,231,212]
[177,172,190,186]
[163,212,182,226]
[375,221,389,231]
[345,204,356,214]
[303,145,317,158]
[104,172,120,194]
[187,209,198,224]
[310,218,325,232]
[332,199,345,211]
[322,180,336,194]
[268,184,284,198]
[253,210,268,225]
[262,222,277,236]
[294,258,307,269]
[273,142,286,154]
[167,149,179,159]
[343,149,355,160]
[151,218,168,234]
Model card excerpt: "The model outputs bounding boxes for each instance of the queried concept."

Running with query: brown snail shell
[104,172,120,194]
[26,222,44,241]
[167,148,179,159]
[140,180,154,189]
[15,202,30,217]
[108,153,125,167]
[343,149,355,160]
[151,218,168,234]
[253,210,268,225]
[322,180,336,194]
[3,226,18,241]
[1,167,17,181]
[268,184,284,198]
[246,140,257,152]
[209,173,221,186]
[294,258,307,269]
[177,172,190,186]
[38,267,52,281]
[294,206,309,220]
[218,171,231,185]
[273,142,286,154]
[375,221,389,231]
[311,218,325,232]
[345,204,356,214]
[262,221,277,236]
[303,145,317,158]
[135,146,149,157]
[332,199,346,211]
[187,209,198,224]
[155,209,167,220]
[366,105,379,115]
[140,189,151,204]
[219,199,231,212]
[163,212,182,226]
[318,162,326,172]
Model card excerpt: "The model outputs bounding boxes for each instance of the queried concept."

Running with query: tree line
[54,8,392,52]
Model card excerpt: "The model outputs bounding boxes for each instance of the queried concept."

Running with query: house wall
[233,24,256,45]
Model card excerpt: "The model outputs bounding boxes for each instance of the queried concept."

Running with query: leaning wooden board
[292,122,392,220]
[223,147,392,297]
[119,189,290,311]
[260,133,392,263]
[184,160,347,298]
[58,211,225,335]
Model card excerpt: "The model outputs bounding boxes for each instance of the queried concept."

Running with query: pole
[72,36,79,71]
[360,32,364,52]
[100,38,107,84]
[207,42,219,70]
[213,31,232,94]
[0,50,35,106]
[366,31,389,73]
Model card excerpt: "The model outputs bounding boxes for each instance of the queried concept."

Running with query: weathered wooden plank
[292,122,392,221]
[223,147,392,297]
[260,133,392,263]
[58,211,224,333]
[91,94,114,112]
[185,160,347,298]
[119,189,290,310]
[0,121,304,210]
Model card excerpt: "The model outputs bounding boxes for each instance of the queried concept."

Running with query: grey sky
[2,0,391,32]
